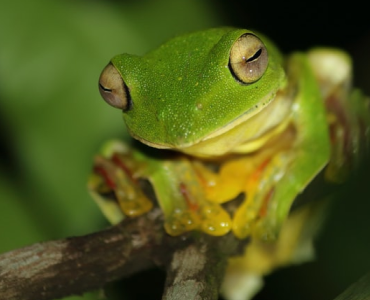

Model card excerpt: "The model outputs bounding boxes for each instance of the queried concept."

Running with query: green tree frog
[90,27,369,242]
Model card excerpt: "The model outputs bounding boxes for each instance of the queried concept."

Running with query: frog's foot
[154,161,232,236]
[163,201,232,237]
[232,152,293,240]
[88,148,153,223]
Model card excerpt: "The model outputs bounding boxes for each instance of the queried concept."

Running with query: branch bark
[162,233,245,300]
[0,208,248,300]
[333,273,370,300]
[0,208,164,300]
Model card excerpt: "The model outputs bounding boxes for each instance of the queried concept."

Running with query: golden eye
[229,33,268,84]
[98,63,130,110]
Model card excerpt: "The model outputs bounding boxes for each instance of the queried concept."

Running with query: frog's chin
[134,89,292,158]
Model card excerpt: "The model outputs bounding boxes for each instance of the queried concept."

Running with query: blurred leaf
[0,174,44,253]
[0,0,220,240]
[0,1,219,299]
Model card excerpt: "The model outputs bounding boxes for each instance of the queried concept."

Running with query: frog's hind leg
[308,49,370,182]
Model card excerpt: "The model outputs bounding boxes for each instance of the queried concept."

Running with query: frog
[88,27,370,299]
[89,27,369,242]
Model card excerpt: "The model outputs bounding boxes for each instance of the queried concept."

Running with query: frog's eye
[229,33,268,84]
[99,63,131,111]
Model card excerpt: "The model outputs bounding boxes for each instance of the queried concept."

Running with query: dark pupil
[99,83,112,92]
[246,48,262,63]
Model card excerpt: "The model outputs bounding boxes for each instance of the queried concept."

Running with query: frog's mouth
[134,89,292,158]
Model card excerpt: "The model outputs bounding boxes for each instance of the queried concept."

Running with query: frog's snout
[98,63,130,111]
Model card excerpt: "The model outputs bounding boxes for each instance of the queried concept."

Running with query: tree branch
[333,273,370,300]
[162,234,244,300]
[0,207,248,300]
[0,208,164,300]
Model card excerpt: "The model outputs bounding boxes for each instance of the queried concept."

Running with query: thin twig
[333,273,370,300]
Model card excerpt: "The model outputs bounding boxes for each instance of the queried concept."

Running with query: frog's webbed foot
[88,141,153,224]
[232,152,293,240]
[149,157,232,236]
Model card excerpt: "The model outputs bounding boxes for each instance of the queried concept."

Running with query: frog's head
[99,28,286,157]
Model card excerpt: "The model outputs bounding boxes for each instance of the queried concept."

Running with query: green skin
[93,27,367,240]
[111,28,285,151]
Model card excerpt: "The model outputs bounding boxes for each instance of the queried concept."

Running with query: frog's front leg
[145,155,232,236]
[88,141,154,224]
[89,140,232,236]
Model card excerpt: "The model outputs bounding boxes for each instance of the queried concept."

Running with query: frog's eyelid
[228,33,269,84]
[246,48,263,62]
[98,63,132,111]
[99,83,112,92]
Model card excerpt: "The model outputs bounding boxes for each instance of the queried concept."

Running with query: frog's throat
[181,90,292,157]
[135,89,292,158]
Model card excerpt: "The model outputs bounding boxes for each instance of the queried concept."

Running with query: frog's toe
[200,204,232,236]
[164,209,201,236]
[92,151,153,220]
